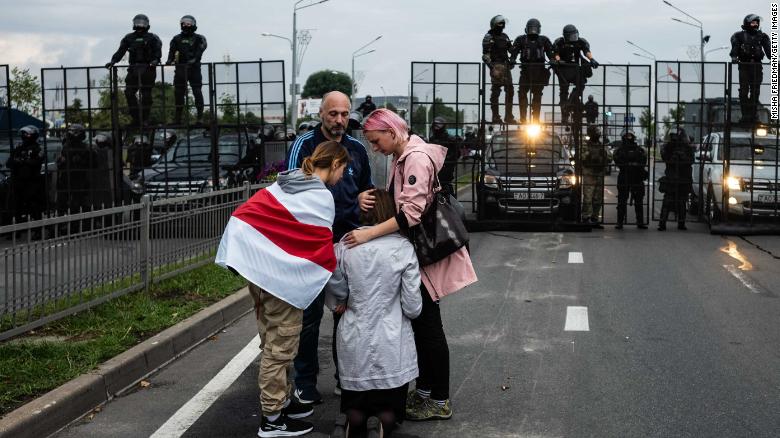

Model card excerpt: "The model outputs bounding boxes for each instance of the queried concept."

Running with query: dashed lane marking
[564,306,590,331]
[150,335,261,438]
[568,252,584,264]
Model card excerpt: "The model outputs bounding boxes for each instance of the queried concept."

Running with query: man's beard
[326,125,345,137]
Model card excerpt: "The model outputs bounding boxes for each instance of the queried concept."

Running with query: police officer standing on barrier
[730,14,771,124]
[613,130,647,229]
[510,18,553,124]
[106,14,162,127]
[6,126,45,224]
[584,95,599,125]
[482,15,516,125]
[167,15,207,125]
[429,116,460,196]
[580,124,608,228]
[552,25,598,129]
[658,128,694,231]
[56,124,96,215]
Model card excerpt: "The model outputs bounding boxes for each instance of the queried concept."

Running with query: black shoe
[658,222,666,231]
[615,223,623,230]
[677,223,687,230]
[637,223,648,229]
[293,387,322,405]
[491,115,504,124]
[282,399,313,419]
[366,416,383,438]
[504,115,517,124]
[258,414,313,437]
[332,413,348,438]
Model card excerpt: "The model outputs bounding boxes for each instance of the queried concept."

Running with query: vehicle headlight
[725,176,743,191]
[483,174,499,189]
[559,173,576,188]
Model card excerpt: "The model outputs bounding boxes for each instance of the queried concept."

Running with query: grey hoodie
[325,231,422,391]
[275,168,326,194]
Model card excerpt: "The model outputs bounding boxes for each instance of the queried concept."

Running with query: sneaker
[258,414,313,437]
[366,416,384,438]
[331,413,349,438]
[282,399,313,419]
[293,387,322,405]
[406,397,453,421]
[406,390,426,411]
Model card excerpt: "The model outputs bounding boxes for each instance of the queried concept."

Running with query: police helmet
[525,18,541,36]
[180,15,197,32]
[348,111,363,130]
[94,133,112,149]
[743,14,761,30]
[298,122,310,132]
[133,14,150,31]
[490,15,507,31]
[586,124,601,139]
[432,116,447,130]
[273,126,287,141]
[19,125,40,144]
[132,135,149,145]
[621,129,636,142]
[563,24,579,42]
[588,95,594,101]
[66,124,86,143]
[365,95,372,100]
[262,124,275,140]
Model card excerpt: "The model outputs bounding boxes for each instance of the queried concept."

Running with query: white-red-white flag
[215,183,336,309]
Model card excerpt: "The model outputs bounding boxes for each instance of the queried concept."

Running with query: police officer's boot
[658,205,668,231]
[490,104,503,124]
[636,203,647,229]
[677,207,687,230]
[615,206,625,230]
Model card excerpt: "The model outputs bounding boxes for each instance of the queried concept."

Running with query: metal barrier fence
[653,61,780,233]
[0,183,267,341]
[0,60,287,226]
[410,61,650,228]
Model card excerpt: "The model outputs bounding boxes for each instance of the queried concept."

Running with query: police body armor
[483,32,512,65]
[735,31,767,62]
[581,141,607,172]
[114,32,162,66]
[170,34,207,65]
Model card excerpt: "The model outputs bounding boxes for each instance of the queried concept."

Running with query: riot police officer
[6,125,45,222]
[580,124,608,227]
[127,135,152,179]
[482,15,516,124]
[429,116,460,196]
[583,95,599,125]
[166,15,208,125]
[92,133,114,209]
[613,130,647,229]
[730,14,771,124]
[510,18,554,124]
[658,128,694,231]
[553,25,599,128]
[56,124,96,214]
[107,14,163,127]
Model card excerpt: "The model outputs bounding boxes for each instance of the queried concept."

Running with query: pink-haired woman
[343,108,477,421]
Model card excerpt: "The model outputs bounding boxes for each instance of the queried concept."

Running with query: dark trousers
[125,67,156,125]
[518,66,549,123]
[489,64,514,120]
[331,310,341,385]
[411,284,450,400]
[11,179,44,222]
[173,66,204,123]
[660,189,688,224]
[293,290,325,392]
[616,180,645,225]
[738,63,763,122]
[557,68,587,122]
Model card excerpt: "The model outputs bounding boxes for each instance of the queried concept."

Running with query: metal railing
[0,182,267,341]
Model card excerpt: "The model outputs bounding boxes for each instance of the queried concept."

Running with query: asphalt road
[55,226,780,437]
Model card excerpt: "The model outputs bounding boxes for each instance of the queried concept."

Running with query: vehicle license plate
[757,194,778,203]
[514,192,545,200]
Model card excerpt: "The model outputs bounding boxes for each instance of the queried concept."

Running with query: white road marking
[150,335,261,438]
[564,306,590,331]
[723,265,763,294]
[568,252,584,264]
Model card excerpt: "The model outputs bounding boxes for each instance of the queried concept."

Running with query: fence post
[139,195,151,290]
[243,181,251,201]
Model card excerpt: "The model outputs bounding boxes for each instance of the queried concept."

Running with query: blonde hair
[301,141,350,175]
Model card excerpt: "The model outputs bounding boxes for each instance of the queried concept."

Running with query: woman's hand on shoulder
[343,227,374,248]
[358,188,376,212]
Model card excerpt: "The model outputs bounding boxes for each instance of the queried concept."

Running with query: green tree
[639,108,655,145]
[410,97,465,136]
[64,98,89,125]
[301,70,352,98]
[9,67,42,116]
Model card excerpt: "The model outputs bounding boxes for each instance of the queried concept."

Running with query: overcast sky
[0,0,770,99]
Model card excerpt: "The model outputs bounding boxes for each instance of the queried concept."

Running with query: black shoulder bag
[406,155,469,266]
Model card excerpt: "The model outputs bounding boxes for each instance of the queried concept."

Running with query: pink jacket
[389,135,477,300]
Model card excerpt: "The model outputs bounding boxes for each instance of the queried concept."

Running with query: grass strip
[0,263,246,415]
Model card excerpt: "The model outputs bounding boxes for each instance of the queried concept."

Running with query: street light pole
[351,36,382,106]
[290,0,330,129]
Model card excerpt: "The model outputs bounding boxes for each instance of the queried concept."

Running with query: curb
[0,287,253,438]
